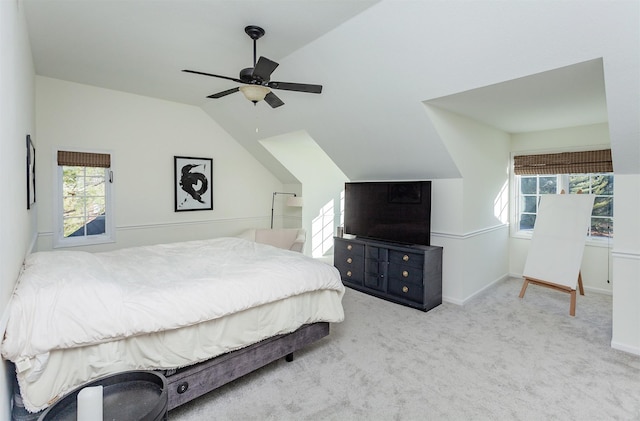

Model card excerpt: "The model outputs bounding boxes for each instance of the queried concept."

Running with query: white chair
[236,228,306,252]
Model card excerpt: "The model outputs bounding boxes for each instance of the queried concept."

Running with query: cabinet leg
[285,353,294,362]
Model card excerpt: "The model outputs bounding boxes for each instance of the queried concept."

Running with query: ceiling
[22,0,638,181]
[427,59,607,134]
[23,0,379,107]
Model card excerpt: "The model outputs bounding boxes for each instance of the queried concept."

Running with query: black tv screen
[344,181,431,246]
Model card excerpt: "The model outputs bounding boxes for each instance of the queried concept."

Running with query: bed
[1,237,345,416]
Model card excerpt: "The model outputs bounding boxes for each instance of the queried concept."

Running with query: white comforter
[2,237,344,363]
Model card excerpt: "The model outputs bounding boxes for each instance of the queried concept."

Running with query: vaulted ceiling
[23,0,639,182]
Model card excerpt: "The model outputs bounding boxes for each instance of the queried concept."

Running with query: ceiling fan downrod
[244,25,265,68]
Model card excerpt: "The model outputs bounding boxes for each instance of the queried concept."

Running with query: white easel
[518,192,594,316]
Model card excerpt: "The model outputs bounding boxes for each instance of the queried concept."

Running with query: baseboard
[443,273,510,306]
[611,341,640,356]
[583,286,612,296]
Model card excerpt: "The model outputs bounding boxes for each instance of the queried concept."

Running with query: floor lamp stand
[271,192,298,229]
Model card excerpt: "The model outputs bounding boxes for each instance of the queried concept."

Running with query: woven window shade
[57,151,111,168]
[513,149,612,175]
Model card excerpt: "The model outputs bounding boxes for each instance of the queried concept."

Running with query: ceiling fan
[183,25,323,108]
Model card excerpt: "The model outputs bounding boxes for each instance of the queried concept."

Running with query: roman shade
[57,151,111,168]
[513,149,612,175]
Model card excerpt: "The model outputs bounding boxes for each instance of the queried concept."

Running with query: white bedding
[1,237,345,411]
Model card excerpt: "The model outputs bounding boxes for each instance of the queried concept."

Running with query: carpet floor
[169,277,640,420]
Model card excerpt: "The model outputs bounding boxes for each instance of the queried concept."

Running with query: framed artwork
[26,135,36,209]
[174,156,213,212]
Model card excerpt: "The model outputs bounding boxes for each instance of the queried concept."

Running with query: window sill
[53,235,116,249]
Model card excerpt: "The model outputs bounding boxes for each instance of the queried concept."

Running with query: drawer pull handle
[346,257,353,264]
[402,286,409,293]
[347,244,353,250]
[402,270,409,278]
[403,254,409,262]
[346,270,352,277]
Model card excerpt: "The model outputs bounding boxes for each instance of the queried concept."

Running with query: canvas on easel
[519,194,595,316]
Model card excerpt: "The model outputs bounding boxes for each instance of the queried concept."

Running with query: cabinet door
[364,246,387,291]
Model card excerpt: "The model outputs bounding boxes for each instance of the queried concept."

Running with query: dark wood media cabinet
[333,236,442,312]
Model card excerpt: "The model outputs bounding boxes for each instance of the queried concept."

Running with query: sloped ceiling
[427,59,608,135]
[23,0,639,182]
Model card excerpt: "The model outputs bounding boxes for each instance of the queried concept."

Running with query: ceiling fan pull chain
[255,106,260,133]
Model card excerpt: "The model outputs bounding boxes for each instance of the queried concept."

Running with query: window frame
[509,144,615,247]
[53,149,115,248]
[511,172,615,245]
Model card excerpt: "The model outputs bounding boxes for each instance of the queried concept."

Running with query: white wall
[611,174,640,354]
[509,123,613,293]
[510,123,611,152]
[0,1,36,418]
[426,106,511,304]
[35,77,285,252]
[260,131,349,257]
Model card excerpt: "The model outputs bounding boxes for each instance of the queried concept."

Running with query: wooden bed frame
[11,322,330,420]
[162,322,330,410]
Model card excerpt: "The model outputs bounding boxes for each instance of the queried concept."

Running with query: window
[513,149,613,241]
[518,175,557,230]
[516,173,613,239]
[54,150,114,247]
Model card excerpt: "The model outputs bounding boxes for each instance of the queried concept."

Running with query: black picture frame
[174,156,213,212]
[26,135,36,209]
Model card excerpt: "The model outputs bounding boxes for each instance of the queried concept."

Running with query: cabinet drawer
[388,279,424,303]
[389,250,423,269]
[334,255,364,283]
[388,264,423,285]
[335,240,364,256]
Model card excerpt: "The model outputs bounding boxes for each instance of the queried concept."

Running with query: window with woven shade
[513,149,612,175]
[57,150,111,168]
[513,149,613,239]
[54,150,115,247]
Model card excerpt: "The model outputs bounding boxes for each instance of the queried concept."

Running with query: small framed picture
[26,135,36,209]
[174,156,213,212]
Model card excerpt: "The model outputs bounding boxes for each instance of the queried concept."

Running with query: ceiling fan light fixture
[184,25,322,108]
[239,85,270,103]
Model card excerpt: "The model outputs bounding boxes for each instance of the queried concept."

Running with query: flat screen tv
[344,181,431,246]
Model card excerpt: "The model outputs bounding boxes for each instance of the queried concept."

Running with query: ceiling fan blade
[207,87,239,99]
[267,81,322,94]
[252,56,279,81]
[264,91,284,108]
[182,69,243,84]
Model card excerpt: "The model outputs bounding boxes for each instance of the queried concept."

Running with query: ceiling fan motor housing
[240,67,259,83]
